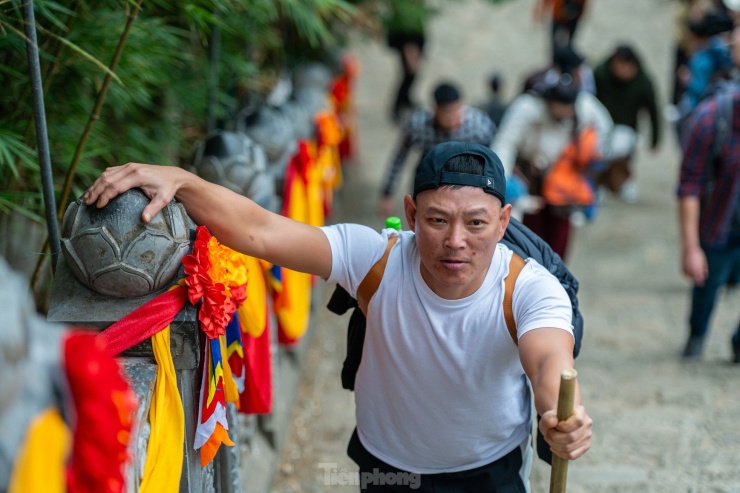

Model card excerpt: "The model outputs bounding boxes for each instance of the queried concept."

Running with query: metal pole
[22,0,61,274]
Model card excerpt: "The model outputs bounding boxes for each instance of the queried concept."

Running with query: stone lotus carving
[237,106,297,175]
[189,131,275,210]
[60,189,190,298]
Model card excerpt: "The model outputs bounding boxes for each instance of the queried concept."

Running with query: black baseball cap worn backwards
[413,141,506,205]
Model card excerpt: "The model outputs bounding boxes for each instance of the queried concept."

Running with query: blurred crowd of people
[379,0,739,362]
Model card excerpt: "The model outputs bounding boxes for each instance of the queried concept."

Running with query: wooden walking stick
[549,369,578,493]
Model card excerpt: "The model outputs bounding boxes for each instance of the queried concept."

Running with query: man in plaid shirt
[677,72,740,361]
[379,83,496,217]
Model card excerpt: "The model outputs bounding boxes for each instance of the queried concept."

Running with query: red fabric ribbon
[97,286,188,356]
[239,303,273,414]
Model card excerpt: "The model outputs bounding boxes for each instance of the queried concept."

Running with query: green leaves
[0,192,44,223]
[0,128,38,180]
[0,0,391,222]
[277,0,356,47]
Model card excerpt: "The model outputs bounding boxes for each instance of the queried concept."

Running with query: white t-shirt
[321,224,573,474]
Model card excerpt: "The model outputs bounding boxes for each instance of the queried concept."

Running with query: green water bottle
[385,216,402,231]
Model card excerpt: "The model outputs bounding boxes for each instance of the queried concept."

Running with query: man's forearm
[178,171,332,277]
[86,164,333,278]
[175,170,268,251]
[678,195,701,251]
[530,351,580,416]
[520,328,578,415]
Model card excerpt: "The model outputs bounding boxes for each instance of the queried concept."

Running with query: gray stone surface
[0,257,63,491]
[122,358,157,493]
[189,132,275,212]
[49,227,208,492]
[60,189,189,298]
[269,1,740,492]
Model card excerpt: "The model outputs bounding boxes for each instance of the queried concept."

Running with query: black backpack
[326,217,584,464]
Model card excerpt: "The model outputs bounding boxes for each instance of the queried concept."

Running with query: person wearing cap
[492,74,612,259]
[379,82,496,218]
[675,8,734,130]
[84,141,591,491]
[671,0,727,105]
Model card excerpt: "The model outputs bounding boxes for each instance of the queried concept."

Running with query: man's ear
[497,202,513,242]
[403,195,417,232]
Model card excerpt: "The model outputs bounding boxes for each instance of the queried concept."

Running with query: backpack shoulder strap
[357,235,398,316]
[503,253,526,345]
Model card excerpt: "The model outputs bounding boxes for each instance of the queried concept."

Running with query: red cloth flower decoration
[183,227,213,305]
[65,330,137,493]
[182,226,248,339]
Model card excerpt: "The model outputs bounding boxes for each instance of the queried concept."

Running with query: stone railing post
[47,189,226,493]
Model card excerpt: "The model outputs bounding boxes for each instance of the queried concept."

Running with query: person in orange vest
[493,75,612,259]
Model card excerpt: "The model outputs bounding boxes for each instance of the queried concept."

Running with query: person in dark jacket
[593,44,661,201]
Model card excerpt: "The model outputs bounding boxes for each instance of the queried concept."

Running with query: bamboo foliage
[0,0,359,223]
[0,0,512,225]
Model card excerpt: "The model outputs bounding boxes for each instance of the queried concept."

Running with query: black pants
[347,429,526,492]
[551,18,580,59]
[387,31,425,118]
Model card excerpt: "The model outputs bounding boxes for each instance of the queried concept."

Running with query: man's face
[547,100,576,122]
[610,58,638,83]
[404,186,512,300]
[434,101,464,132]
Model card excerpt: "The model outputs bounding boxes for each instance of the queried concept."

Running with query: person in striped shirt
[379,82,495,217]
[677,21,740,361]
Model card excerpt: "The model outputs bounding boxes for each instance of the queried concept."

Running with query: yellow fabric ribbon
[277,163,313,341]
[139,323,184,493]
[238,256,268,338]
[9,408,70,493]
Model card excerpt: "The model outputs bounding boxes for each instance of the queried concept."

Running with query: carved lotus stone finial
[60,189,190,298]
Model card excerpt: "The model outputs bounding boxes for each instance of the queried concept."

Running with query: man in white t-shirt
[84,141,592,492]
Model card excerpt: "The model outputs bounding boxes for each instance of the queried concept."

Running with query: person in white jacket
[492,74,613,259]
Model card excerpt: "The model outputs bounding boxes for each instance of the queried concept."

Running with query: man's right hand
[84,163,187,223]
[682,245,708,286]
[539,405,592,460]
